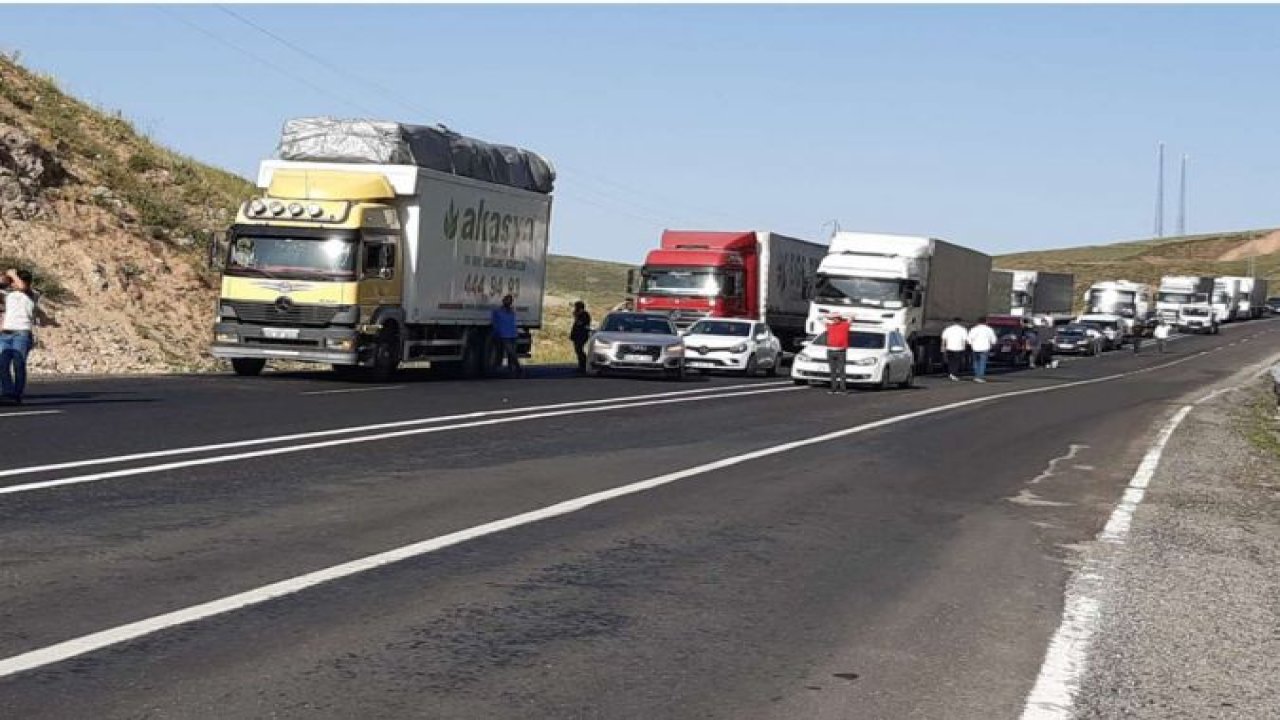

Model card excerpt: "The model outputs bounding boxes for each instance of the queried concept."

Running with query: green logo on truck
[443,198,538,251]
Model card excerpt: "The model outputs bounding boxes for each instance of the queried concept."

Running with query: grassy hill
[997,229,1280,308]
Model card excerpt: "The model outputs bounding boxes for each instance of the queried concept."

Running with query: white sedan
[791,328,915,389]
[682,318,783,376]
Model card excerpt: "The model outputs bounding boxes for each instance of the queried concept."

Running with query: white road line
[0,381,789,481]
[0,347,1231,677]
[300,385,405,396]
[1019,404,1193,720]
[0,386,800,497]
[0,410,62,419]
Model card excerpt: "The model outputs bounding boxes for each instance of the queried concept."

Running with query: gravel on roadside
[1072,377,1280,718]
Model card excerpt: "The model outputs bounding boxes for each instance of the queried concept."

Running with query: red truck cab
[634,231,760,329]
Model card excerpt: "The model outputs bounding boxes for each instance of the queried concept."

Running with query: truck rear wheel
[231,358,266,377]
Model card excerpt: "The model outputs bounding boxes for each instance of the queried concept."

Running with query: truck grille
[619,344,661,358]
[228,301,340,327]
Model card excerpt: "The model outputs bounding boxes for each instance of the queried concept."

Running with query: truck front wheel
[369,327,401,382]
[231,358,266,377]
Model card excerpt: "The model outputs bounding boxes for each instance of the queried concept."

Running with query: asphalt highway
[2,320,1279,719]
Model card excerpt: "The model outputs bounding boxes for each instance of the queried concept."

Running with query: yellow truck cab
[212,118,553,380]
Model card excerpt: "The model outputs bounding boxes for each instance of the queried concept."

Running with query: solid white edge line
[1018,404,1192,720]
[0,410,62,418]
[0,346,1231,677]
[0,386,800,496]
[0,380,788,480]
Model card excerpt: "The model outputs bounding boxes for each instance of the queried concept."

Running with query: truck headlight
[730,342,748,353]
[215,332,238,344]
[850,356,878,366]
[326,337,356,351]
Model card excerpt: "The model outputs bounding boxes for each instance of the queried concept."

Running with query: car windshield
[812,331,886,349]
[640,270,722,296]
[227,235,358,279]
[601,314,675,335]
[990,325,1022,338]
[687,320,751,337]
[814,275,904,308]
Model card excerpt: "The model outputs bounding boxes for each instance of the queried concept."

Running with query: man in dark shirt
[490,294,522,376]
[570,300,592,374]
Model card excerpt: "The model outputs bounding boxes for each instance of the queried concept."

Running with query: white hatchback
[682,318,783,376]
[791,328,915,389]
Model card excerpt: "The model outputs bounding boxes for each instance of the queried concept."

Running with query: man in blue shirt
[491,294,522,376]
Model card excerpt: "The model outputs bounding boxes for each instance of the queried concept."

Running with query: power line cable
[156,7,375,116]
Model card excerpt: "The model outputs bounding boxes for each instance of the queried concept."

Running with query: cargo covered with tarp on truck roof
[276,117,556,194]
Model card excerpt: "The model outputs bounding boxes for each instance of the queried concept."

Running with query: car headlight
[850,357,878,366]
[730,342,748,353]
[593,340,614,350]
[666,345,685,357]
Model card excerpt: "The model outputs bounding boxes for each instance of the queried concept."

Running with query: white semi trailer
[1005,270,1075,324]
[807,231,991,371]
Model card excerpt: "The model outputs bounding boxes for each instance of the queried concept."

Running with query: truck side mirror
[208,230,227,271]
[626,268,638,296]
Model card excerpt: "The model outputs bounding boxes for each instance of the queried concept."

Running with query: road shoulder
[1071,374,1280,717]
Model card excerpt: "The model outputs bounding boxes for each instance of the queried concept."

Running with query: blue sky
[2,5,1278,262]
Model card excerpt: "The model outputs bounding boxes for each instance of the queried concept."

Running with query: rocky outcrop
[0,125,68,220]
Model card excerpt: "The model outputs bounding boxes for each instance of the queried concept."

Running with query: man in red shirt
[823,313,851,395]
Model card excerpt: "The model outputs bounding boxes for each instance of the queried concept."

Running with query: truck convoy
[1005,270,1076,324]
[807,232,992,371]
[1156,275,1214,325]
[212,118,554,380]
[1081,280,1154,338]
[632,231,827,350]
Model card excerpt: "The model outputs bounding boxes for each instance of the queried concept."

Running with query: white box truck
[1156,275,1214,324]
[1082,280,1154,337]
[1211,277,1245,323]
[807,231,991,371]
[212,119,554,380]
[1220,275,1269,320]
[1005,270,1075,324]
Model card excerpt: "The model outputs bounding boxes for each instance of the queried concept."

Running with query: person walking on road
[823,313,851,395]
[1153,320,1171,354]
[570,300,592,374]
[0,269,38,405]
[1025,327,1041,368]
[490,294,523,377]
[967,318,998,383]
[1132,327,1144,354]
[942,318,968,381]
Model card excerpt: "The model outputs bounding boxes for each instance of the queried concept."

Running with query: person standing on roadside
[942,318,969,381]
[0,269,38,405]
[1025,327,1041,368]
[1153,319,1171,354]
[490,294,523,377]
[570,300,592,374]
[823,313,851,395]
[967,317,998,383]
[1131,326,1144,354]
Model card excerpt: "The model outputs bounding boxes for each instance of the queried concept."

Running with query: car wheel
[231,358,266,377]
[878,368,892,391]
[744,354,759,377]
[767,353,780,376]
[793,378,808,386]
[897,366,914,389]
[666,364,686,382]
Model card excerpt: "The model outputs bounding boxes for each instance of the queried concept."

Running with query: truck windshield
[1213,293,1231,304]
[814,275,903,307]
[640,270,722,296]
[1158,292,1197,304]
[1087,289,1135,314]
[226,235,358,280]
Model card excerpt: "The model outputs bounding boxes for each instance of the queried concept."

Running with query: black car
[1052,324,1104,356]
[1266,297,1280,315]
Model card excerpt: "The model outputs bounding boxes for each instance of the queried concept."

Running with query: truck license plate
[263,327,300,340]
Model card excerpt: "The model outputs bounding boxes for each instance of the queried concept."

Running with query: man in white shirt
[1153,320,1171,353]
[941,318,969,381]
[967,318,998,383]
